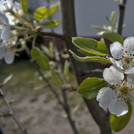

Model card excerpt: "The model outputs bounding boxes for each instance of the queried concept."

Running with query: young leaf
[31,47,50,70]
[42,20,60,28]
[110,102,132,132]
[50,70,63,86]
[110,11,116,26]
[34,7,48,21]
[64,60,69,81]
[72,37,108,56]
[78,78,107,99]
[20,0,28,13]
[70,50,111,64]
[91,25,107,31]
[49,41,54,54]
[98,31,124,45]
[44,2,60,20]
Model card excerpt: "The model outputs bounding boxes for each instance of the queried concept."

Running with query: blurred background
[27,0,134,36]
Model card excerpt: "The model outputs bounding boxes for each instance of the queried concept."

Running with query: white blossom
[109,37,134,74]
[0,0,23,25]
[0,13,10,47]
[97,65,134,117]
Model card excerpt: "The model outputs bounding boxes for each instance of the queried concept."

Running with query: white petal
[97,87,115,109]
[124,37,134,55]
[1,26,10,42]
[110,42,123,59]
[125,67,134,74]
[108,57,123,69]
[4,50,14,64]
[103,65,124,85]
[109,97,128,117]
[0,47,5,59]
[0,12,9,25]
[127,74,134,86]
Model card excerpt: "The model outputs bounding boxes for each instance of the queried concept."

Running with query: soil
[0,61,134,134]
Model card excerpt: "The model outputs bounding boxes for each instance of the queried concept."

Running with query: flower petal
[97,87,115,109]
[4,50,14,64]
[127,74,134,86]
[110,42,123,59]
[124,37,134,55]
[125,67,134,74]
[103,65,124,85]
[1,26,10,43]
[109,97,128,117]
[108,57,123,69]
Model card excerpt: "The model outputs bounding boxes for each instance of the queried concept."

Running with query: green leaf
[50,70,63,86]
[34,3,60,21]
[70,50,111,64]
[45,3,60,19]
[72,37,108,56]
[78,78,107,99]
[98,31,124,45]
[42,20,60,29]
[49,41,54,54]
[110,11,116,26]
[20,0,28,13]
[31,47,50,70]
[91,25,107,31]
[34,7,48,21]
[64,60,69,81]
[110,102,132,132]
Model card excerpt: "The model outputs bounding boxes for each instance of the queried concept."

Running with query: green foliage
[72,37,108,56]
[78,78,107,99]
[42,20,60,28]
[50,70,63,86]
[90,25,107,31]
[31,47,50,70]
[20,0,28,13]
[110,102,132,132]
[64,60,69,81]
[98,31,124,45]
[110,11,116,26]
[49,42,54,54]
[70,50,111,64]
[34,3,60,21]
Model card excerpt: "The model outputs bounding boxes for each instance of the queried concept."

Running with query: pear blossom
[97,65,134,117]
[0,13,10,47]
[109,37,134,74]
[0,0,23,25]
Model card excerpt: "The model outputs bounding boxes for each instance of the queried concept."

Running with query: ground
[0,61,134,134]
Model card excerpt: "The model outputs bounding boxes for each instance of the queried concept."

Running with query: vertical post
[60,0,113,134]
[117,0,127,35]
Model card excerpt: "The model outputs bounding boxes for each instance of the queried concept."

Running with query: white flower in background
[0,46,15,64]
[0,0,23,25]
[0,12,15,64]
[109,37,134,74]
[97,65,134,117]
[0,12,10,47]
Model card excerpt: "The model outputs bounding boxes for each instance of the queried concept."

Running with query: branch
[117,0,128,35]
[37,69,64,107]
[61,87,79,134]
[60,0,113,134]
[39,31,64,39]
[0,89,27,134]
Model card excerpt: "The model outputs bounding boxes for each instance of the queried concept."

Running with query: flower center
[115,81,131,101]
[120,52,134,70]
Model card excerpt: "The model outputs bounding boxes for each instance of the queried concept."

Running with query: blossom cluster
[0,0,23,64]
[97,37,134,116]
